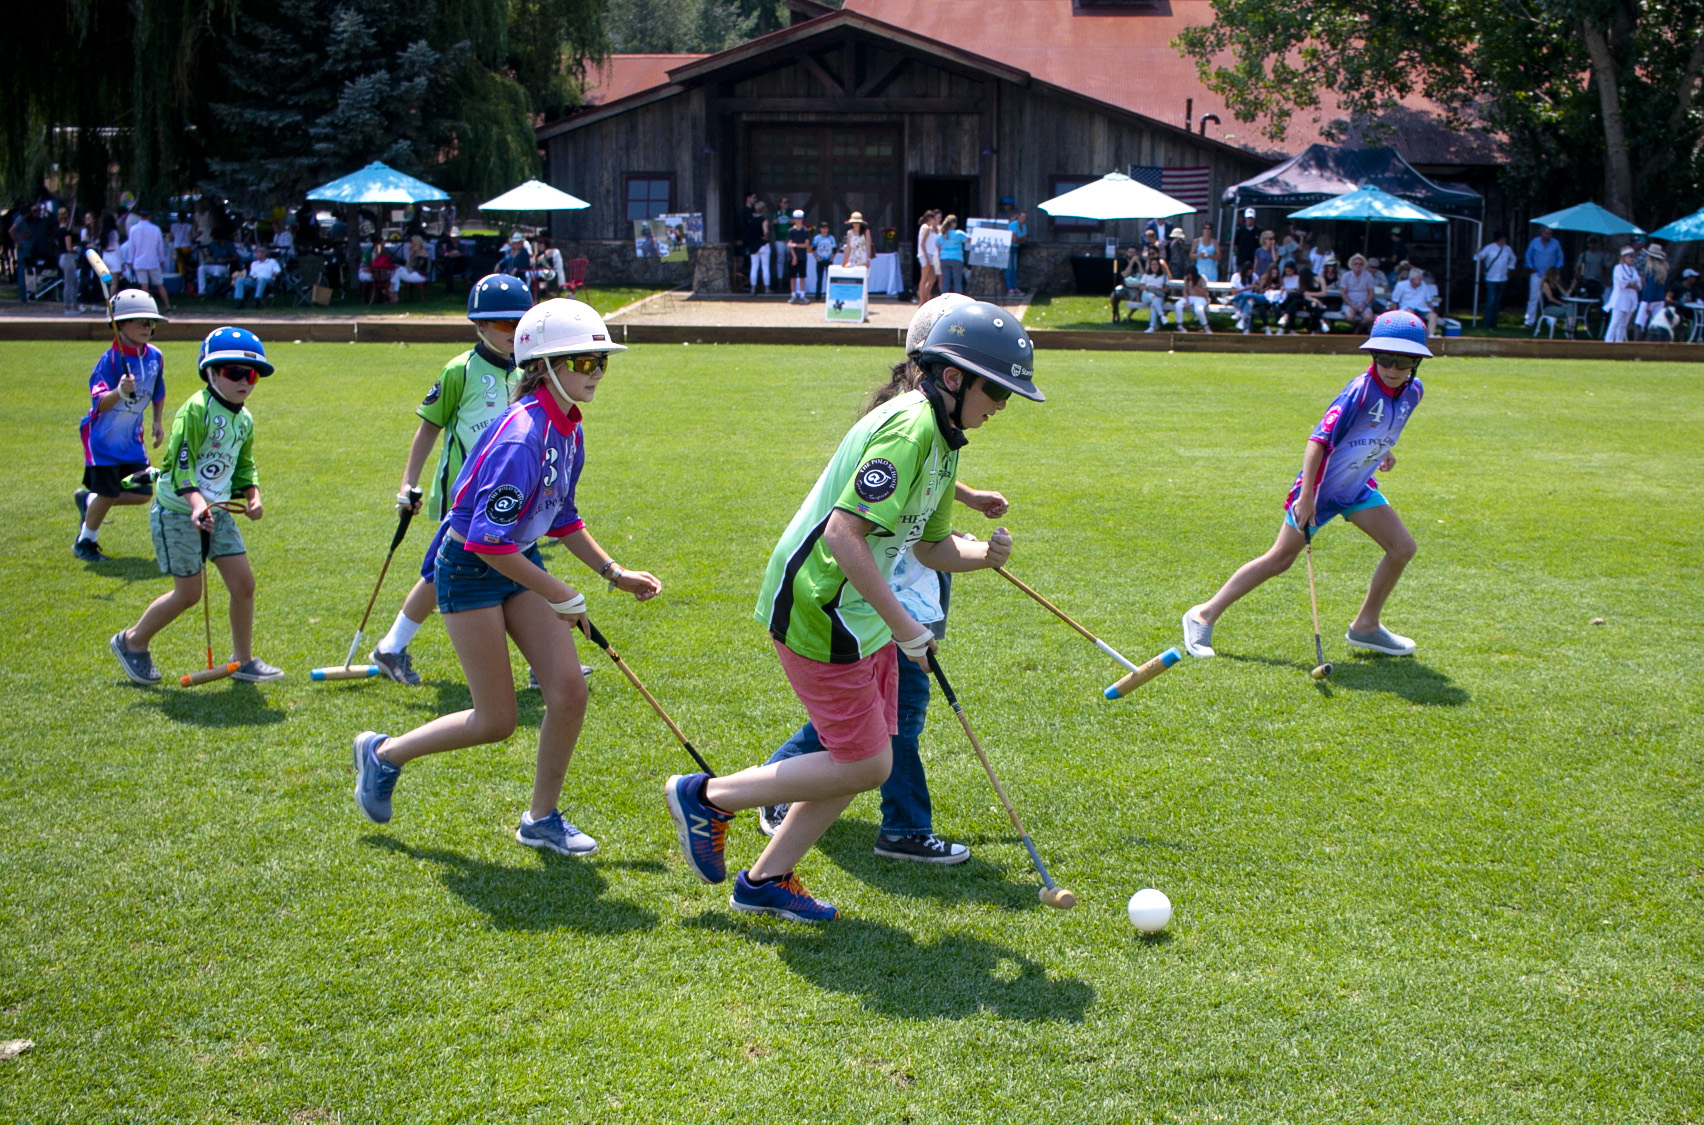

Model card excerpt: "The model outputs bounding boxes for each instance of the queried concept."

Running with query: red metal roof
[582,54,707,106]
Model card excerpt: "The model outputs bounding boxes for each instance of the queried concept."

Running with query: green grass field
[1,341,1700,1123]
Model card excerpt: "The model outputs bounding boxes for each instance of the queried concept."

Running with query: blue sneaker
[730,870,837,923]
[353,731,401,823]
[664,773,733,884]
[516,809,598,856]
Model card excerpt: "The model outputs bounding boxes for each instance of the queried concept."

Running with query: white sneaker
[1182,606,1216,658]
[1345,625,1416,656]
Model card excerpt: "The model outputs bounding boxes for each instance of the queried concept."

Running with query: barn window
[1048,176,1101,231]
[625,175,674,223]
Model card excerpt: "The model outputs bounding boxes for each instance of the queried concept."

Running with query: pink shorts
[773,640,898,763]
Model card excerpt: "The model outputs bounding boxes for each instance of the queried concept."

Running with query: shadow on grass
[813,816,1043,910]
[363,835,659,934]
[81,555,168,593]
[1218,651,1467,705]
[135,679,288,726]
[687,912,1094,1022]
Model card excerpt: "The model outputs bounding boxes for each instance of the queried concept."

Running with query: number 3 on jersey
[543,445,559,491]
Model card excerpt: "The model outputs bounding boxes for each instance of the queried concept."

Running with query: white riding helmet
[905,293,974,357]
[111,289,167,323]
[513,299,627,364]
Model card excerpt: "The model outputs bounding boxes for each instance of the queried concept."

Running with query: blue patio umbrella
[1287,186,1448,225]
[1528,202,1643,236]
[305,161,449,205]
[1649,206,1704,242]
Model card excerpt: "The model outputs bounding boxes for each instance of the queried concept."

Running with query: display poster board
[967,224,1013,269]
[633,214,702,260]
[826,265,869,324]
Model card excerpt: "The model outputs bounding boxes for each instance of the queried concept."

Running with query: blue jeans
[1482,281,1505,329]
[232,277,271,303]
[764,655,934,837]
[1005,251,1020,291]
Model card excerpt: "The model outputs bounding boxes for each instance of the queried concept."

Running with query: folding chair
[287,254,325,307]
[563,257,588,296]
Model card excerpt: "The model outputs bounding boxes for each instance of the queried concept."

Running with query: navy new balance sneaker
[665,772,733,883]
[730,870,837,923]
[353,731,401,823]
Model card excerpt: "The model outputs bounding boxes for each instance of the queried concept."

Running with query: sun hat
[1644,245,1666,261]
[509,231,524,242]
[1619,244,1636,256]
[845,212,867,226]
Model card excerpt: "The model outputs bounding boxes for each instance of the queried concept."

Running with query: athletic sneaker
[109,630,161,685]
[73,537,108,562]
[353,731,401,823]
[730,869,837,923]
[231,658,285,682]
[756,802,790,838]
[370,646,421,686]
[74,488,90,521]
[1345,625,1416,656]
[665,772,733,883]
[1182,606,1216,658]
[873,833,970,865]
[516,809,599,856]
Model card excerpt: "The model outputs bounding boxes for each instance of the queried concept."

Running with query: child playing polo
[75,291,168,562]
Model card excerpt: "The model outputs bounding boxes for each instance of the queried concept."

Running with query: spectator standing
[170,212,196,281]
[436,231,469,293]
[785,210,811,304]
[1006,210,1028,295]
[1192,222,1220,282]
[1604,244,1640,342]
[744,200,771,294]
[1575,235,1609,300]
[1386,228,1409,283]
[126,207,173,313]
[812,220,837,301]
[1233,209,1261,274]
[1339,253,1379,332]
[56,206,80,314]
[1167,228,1190,281]
[1633,245,1668,339]
[9,204,41,301]
[935,215,966,294]
[232,244,282,307]
[1474,231,1517,329]
[914,211,938,303]
[1523,225,1564,326]
[840,211,874,269]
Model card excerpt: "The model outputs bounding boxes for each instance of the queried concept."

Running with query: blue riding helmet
[1358,309,1433,358]
[467,274,534,320]
[198,326,274,376]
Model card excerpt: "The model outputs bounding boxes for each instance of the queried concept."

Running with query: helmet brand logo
[1011,364,1031,380]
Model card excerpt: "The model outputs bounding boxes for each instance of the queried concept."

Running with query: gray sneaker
[370,646,421,685]
[109,630,161,685]
[1345,625,1416,656]
[1182,605,1216,658]
[756,802,790,838]
[515,809,599,856]
[231,657,285,682]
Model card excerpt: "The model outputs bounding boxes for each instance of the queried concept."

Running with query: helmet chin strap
[543,356,575,404]
[920,365,969,450]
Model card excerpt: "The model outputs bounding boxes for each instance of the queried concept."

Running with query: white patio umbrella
[1038,172,1195,220]
[477,179,590,212]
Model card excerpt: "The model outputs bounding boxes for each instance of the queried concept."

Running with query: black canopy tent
[1222,144,1485,319]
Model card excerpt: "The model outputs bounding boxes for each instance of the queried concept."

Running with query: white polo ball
[1127,888,1172,934]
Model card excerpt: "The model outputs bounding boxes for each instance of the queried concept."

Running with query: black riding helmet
[913,301,1043,447]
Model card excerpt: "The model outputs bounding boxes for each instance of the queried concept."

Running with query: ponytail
[862,358,924,416]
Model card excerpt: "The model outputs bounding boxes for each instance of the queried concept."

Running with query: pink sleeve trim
[463,541,521,555]
[546,519,586,538]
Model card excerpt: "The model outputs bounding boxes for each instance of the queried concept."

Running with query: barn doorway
[911,176,980,228]
[747,124,901,234]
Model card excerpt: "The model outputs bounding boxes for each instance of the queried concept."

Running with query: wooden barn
[536,7,1270,292]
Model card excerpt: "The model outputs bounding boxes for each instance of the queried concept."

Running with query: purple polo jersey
[446,390,587,553]
[1287,365,1424,510]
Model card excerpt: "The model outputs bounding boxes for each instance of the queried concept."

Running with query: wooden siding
[545,89,707,243]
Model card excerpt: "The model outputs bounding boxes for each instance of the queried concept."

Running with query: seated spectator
[1255,266,1286,334]
[1173,268,1213,333]
[497,231,531,277]
[358,240,398,301]
[1390,267,1441,335]
[1109,245,1145,323]
[1254,230,1277,279]
[390,233,431,295]
[231,244,282,307]
[1277,264,1325,334]
[435,231,468,292]
[271,224,295,260]
[1340,254,1379,331]
[1134,256,1169,333]
[1538,267,1572,321]
[529,235,564,297]
[1227,261,1259,333]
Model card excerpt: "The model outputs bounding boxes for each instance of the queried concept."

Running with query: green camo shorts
[150,503,246,577]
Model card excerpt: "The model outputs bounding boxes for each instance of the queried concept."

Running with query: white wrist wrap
[549,593,587,616]
[896,630,933,659]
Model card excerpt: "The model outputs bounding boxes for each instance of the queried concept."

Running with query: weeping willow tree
[2,0,606,209]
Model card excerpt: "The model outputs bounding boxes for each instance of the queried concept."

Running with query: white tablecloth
[867,252,904,296]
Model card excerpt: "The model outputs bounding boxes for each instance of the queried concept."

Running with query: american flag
[1129,165,1212,211]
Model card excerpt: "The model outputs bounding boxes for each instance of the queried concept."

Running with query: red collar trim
[114,341,146,358]
[1367,364,1408,398]
[531,390,582,437]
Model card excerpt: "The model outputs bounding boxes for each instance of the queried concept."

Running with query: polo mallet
[1104,647,1183,700]
[182,527,241,686]
[85,248,135,403]
[576,617,715,775]
[925,652,1075,910]
[310,489,421,681]
[993,566,1139,673]
[1303,528,1332,680]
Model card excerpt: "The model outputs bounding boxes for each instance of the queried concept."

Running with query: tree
[605,0,783,53]
[1173,0,1704,225]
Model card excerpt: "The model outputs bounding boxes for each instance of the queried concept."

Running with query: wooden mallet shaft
[994,566,1138,673]
[576,618,716,776]
[1104,647,1182,700]
[1304,530,1332,680]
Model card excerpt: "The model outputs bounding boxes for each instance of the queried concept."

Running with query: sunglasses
[1371,352,1420,370]
[565,354,609,374]
[212,365,263,385]
[979,379,1013,403]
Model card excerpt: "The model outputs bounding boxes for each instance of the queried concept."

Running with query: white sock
[376,611,423,655]
[78,521,98,542]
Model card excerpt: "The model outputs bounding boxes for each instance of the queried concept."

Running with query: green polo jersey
[159,386,256,514]
[756,390,958,663]
[417,345,519,520]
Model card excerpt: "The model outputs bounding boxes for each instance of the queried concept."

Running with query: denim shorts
[419,520,449,583]
[434,535,542,614]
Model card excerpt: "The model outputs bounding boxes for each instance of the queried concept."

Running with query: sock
[694,774,731,816]
[376,611,422,655]
[78,520,98,542]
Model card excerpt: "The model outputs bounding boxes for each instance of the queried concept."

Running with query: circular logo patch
[854,458,898,503]
[484,483,525,526]
[422,381,442,406]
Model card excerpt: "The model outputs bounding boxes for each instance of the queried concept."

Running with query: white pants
[391,267,428,291]
[1524,273,1544,323]
[1137,291,1166,329]
[198,264,230,292]
[1173,295,1210,329]
[1604,306,1634,342]
[1633,300,1665,329]
[748,249,770,289]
